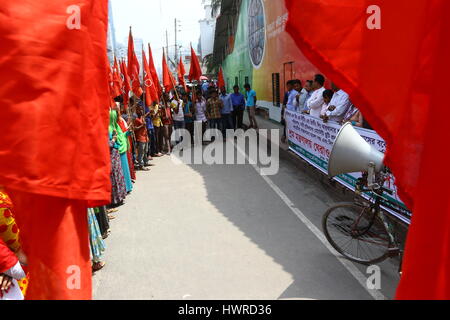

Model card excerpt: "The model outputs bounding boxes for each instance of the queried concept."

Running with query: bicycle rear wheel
[322,203,392,265]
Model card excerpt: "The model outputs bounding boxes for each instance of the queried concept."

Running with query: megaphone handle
[367,162,379,189]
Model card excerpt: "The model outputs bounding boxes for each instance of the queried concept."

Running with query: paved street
[93,127,401,300]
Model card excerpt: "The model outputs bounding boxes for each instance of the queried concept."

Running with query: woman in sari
[0,189,29,297]
[118,105,137,183]
[88,208,106,272]
[109,115,127,207]
[109,106,133,194]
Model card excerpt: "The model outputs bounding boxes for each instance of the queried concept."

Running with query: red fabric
[126,150,136,181]
[0,0,110,300]
[0,0,111,201]
[285,0,450,299]
[148,45,162,99]
[217,67,225,90]
[127,29,143,98]
[177,57,187,91]
[188,46,202,82]
[0,238,18,274]
[112,57,122,99]
[134,117,148,143]
[120,59,131,109]
[109,65,121,99]
[162,51,174,93]
[9,190,91,300]
[142,50,158,106]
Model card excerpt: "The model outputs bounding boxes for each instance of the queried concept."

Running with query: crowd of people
[281,74,371,143]
[0,71,370,299]
[0,78,262,300]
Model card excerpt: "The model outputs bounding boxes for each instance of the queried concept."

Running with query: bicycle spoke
[323,203,391,264]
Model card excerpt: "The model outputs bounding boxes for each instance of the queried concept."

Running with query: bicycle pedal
[388,247,400,257]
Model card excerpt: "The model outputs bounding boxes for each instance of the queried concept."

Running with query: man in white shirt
[324,83,352,123]
[298,80,313,113]
[170,93,184,144]
[307,74,326,118]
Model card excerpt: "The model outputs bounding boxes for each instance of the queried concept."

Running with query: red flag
[285,0,450,299]
[188,45,202,82]
[109,65,121,98]
[112,57,123,97]
[127,28,143,98]
[148,44,162,98]
[142,50,158,106]
[0,0,111,299]
[162,51,174,93]
[120,59,131,108]
[177,57,187,91]
[217,67,225,90]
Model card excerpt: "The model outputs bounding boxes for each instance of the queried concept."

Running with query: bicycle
[322,168,403,270]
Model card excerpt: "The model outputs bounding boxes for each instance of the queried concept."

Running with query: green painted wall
[221,0,253,93]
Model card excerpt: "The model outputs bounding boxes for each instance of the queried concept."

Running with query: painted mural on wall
[221,0,322,117]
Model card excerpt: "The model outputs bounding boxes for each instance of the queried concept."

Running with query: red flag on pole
[142,49,158,106]
[120,59,131,108]
[110,65,121,99]
[0,0,111,300]
[162,50,174,93]
[148,44,162,98]
[177,57,187,91]
[218,67,225,90]
[285,0,450,299]
[113,56,123,97]
[188,45,202,82]
[127,28,143,98]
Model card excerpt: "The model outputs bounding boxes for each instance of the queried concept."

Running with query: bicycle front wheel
[322,203,392,265]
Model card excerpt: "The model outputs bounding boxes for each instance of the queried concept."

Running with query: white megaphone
[328,123,385,185]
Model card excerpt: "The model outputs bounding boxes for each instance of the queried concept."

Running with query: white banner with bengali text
[285,110,411,224]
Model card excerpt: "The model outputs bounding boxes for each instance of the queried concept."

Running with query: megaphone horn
[328,123,385,177]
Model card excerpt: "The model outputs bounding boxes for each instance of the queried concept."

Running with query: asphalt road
[93,135,401,300]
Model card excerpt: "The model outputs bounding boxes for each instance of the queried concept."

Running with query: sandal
[92,261,106,272]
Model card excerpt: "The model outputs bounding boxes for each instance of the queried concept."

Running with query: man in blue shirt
[201,81,210,98]
[244,83,258,129]
[230,85,246,129]
[219,86,234,135]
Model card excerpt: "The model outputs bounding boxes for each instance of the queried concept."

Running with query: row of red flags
[110,29,205,108]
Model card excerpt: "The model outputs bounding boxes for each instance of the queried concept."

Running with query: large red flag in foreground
[177,57,187,92]
[142,50,158,106]
[0,0,111,299]
[217,67,225,90]
[127,28,143,98]
[162,51,174,93]
[285,0,450,299]
[188,45,202,82]
[148,45,162,99]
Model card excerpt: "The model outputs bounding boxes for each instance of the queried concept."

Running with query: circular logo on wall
[247,0,266,69]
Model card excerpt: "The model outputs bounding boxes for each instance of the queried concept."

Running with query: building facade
[214,0,323,122]
[199,0,218,59]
